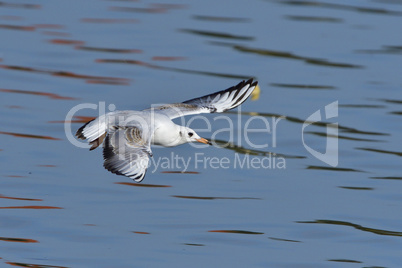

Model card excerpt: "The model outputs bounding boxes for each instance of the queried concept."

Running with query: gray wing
[150,79,258,119]
[103,126,152,182]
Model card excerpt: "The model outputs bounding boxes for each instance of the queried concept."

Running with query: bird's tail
[76,116,107,150]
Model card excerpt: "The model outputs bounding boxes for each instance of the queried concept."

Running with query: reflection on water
[114,182,171,188]
[298,219,402,237]
[180,29,254,41]
[281,0,402,15]
[76,45,142,54]
[356,147,402,157]
[307,131,382,142]
[80,18,138,24]
[161,171,199,174]
[0,2,40,9]
[172,195,261,200]
[208,230,264,235]
[328,259,362,264]
[132,231,150,235]
[110,3,186,14]
[0,206,62,209]
[0,24,35,31]
[5,262,68,268]
[151,56,186,61]
[338,186,374,191]
[0,88,77,100]
[183,243,205,246]
[270,83,336,90]
[371,176,402,180]
[0,131,60,140]
[192,15,250,23]
[0,237,38,243]
[49,39,84,46]
[268,237,301,243]
[306,165,364,172]
[285,15,342,23]
[0,194,42,201]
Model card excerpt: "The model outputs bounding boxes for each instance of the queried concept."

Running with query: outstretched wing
[103,126,152,182]
[150,79,258,119]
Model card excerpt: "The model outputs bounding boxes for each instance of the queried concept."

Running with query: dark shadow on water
[356,147,402,157]
[280,1,402,16]
[5,261,68,268]
[192,15,250,23]
[114,182,171,188]
[132,231,150,235]
[307,166,365,173]
[271,83,336,90]
[0,131,60,140]
[390,111,402,116]
[0,237,38,243]
[370,176,402,181]
[356,45,402,55]
[172,195,261,200]
[183,243,205,246]
[338,186,374,191]
[0,24,35,31]
[0,206,63,209]
[49,39,84,45]
[110,4,186,14]
[268,237,301,243]
[340,104,386,109]
[161,171,199,174]
[0,194,42,201]
[285,15,342,23]
[208,230,264,235]
[81,18,139,24]
[297,219,402,237]
[306,131,383,142]
[327,259,362,264]
[180,29,254,41]
[151,56,186,61]
[0,2,40,9]
[374,98,402,105]
[75,45,142,54]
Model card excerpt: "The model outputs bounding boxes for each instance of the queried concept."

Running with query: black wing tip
[103,162,147,182]
[131,170,147,182]
[76,119,95,140]
[251,80,258,88]
[234,78,257,90]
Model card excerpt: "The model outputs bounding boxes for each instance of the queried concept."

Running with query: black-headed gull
[76,79,258,182]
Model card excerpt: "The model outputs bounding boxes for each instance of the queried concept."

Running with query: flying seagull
[76,79,258,182]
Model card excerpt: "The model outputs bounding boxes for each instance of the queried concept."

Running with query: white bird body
[76,79,258,182]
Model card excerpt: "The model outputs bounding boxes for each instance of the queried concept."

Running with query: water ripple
[281,1,402,16]
[297,219,402,237]
[0,237,38,243]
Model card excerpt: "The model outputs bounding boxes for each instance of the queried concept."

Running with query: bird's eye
[188,132,193,137]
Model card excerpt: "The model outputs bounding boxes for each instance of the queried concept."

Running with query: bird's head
[178,126,211,145]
